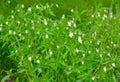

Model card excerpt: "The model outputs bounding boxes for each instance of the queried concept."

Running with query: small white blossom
[44,19,48,25]
[8,0,11,4]
[6,21,9,25]
[78,36,82,44]
[18,33,22,36]
[28,7,32,12]
[88,50,91,54]
[55,4,59,7]
[103,66,107,72]
[45,34,49,38]
[36,5,39,9]
[71,9,74,13]
[62,14,65,19]
[67,21,72,27]
[25,30,28,34]
[15,50,18,53]
[95,48,99,53]
[36,60,40,64]
[9,30,12,34]
[75,48,79,53]
[28,45,31,48]
[100,54,102,58]
[92,76,95,81]
[69,31,74,38]
[107,53,110,56]
[57,45,59,49]
[13,31,16,35]
[0,27,2,31]
[49,50,53,55]
[81,61,84,65]
[111,63,116,67]
[21,4,24,8]
[17,9,20,12]
[11,15,14,19]
[16,20,20,24]
[73,23,76,27]
[91,14,94,18]
[28,56,32,61]
[82,54,85,57]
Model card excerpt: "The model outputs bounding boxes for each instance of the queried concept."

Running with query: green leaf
[1,75,10,82]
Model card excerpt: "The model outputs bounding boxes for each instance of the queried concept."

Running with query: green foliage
[0,1,120,82]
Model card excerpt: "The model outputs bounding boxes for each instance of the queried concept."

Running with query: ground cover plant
[0,1,120,82]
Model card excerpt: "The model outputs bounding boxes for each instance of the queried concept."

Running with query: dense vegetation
[0,0,120,82]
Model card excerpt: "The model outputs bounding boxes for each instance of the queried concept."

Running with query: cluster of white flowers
[78,36,82,44]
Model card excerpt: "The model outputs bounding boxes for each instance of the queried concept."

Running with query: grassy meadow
[0,0,120,82]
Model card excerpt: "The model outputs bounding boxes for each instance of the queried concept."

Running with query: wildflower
[28,56,32,61]
[107,53,110,56]
[71,9,74,13]
[8,0,10,4]
[56,45,59,49]
[62,14,65,19]
[11,15,14,19]
[97,40,100,45]
[75,48,79,53]
[36,5,39,9]
[111,63,116,67]
[78,36,82,44]
[15,50,18,53]
[103,66,107,72]
[9,30,12,34]
[0,27,2,31]
[36,60,40,64]
[49,50,53,55]
[82,54,85,57]
[44,19,48,25]
[99,54,102,58]
[67,21,72,27]
[16,20,20,24]
[13,31,16,35]
[69,31,74,38]
[81,61,84,65]
[45,34,49,38]
[28,7,32,12]
[18,33,22,37]
[91,14,94,18]
[6,21,9,25]
[28,45,31,48]
[73,23,76,28]
[25,30,28,34]
[95,48,99,53]
[21,4,24,8]
[55,4,59,7]
[17,9,20,12]
[88,50,91,54]
[92,76,95,81]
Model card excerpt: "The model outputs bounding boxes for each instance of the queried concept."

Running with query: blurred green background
[0,0,119,17]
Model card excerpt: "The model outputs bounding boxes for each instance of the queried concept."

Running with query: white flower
[82,54,85,57]
[71,9,74,13]
[28,45,31,48]
[95,48,99,53]
[28,56,32,61]
[78,36,82,44]
[36,5,39,9]
[13,31,16,35]
[55,4,59,7]
[9,30,12,34]
[21,4,24,8]
[17,9,20,12]
[88,50,91,54]
[25,30,28,34]
[49,50,53,55]
[6,21,9,25]
[75,48,79,53]
[81,61,84,65]
[91,14,94,18]
[103,66,107,72]
[107,53,110,56]
[36,60,40,64]
[111,63,116,67]
[73,23,76,27]
[11,15,14,19]
[8,0,10,4]
[62,14,65,19]
[28,7,32,12]
[44,19,48,25]
[0,27,2,31]
[45,34,49,38]
[99,54,102,58]
[69,31,74,38]
[67,21,72,27]
[92,76,95,81]
[16,20,20,24]
[57,45,59,49]
[18,33,22,36]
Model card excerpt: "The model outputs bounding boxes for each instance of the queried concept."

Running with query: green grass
[0,1,120,82]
